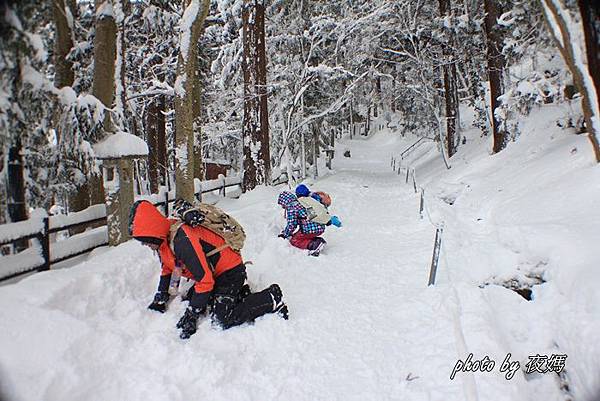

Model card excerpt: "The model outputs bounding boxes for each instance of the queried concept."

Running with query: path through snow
[0,130,563,401]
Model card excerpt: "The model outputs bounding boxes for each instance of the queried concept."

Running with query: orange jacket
[130,201,242,294]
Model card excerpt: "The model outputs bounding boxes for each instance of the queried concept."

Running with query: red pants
[289,232,320,250]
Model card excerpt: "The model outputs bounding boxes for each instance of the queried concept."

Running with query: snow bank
[0,112,598,401]
[404,103,600,400]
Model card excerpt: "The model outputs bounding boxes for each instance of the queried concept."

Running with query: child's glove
[278,233,287,239]
[329,216,342,227]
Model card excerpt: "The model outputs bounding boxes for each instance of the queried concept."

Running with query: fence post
[412,169,418,193]
[392,158,396,171]
[222,175,227,197]
[38,217,50,271]
[419,189,425,219]
[428,228,442,286]
[405,167,410,184]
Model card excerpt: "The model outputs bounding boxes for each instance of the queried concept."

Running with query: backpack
[297,196,331,225]
[169,203,246,256]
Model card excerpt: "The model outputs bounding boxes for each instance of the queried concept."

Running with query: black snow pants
[211,264,275,329]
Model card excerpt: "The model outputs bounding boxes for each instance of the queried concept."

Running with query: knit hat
[295,184,310,197]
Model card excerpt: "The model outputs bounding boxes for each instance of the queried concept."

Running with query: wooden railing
[0,176,244,282]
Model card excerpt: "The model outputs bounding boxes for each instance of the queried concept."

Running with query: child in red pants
[277,191,327,256]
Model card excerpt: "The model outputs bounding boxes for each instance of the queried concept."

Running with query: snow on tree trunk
[540,0,600,162]
[174,0,210,202]
[439,0,459,157]
[242,0,270,192]
[484,0,509,154]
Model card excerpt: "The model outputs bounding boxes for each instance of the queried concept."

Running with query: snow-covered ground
[1,105,599,401]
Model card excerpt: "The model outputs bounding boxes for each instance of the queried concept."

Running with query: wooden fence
[0,176,243,282]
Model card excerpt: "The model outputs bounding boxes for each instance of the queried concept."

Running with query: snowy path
[0,132,553,401]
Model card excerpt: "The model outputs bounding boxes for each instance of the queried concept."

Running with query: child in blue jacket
[277,191,327,256]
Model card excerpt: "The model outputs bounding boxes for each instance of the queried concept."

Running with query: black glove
[148,291,170,313]
[278,233,287,239]
[177,306,203,339]
[182,209,205,227]
[173,198,205,227]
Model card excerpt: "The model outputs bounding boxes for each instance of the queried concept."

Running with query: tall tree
[174,0,210,201]
[439,0,459,157]
[52,0,76,92]
[85,0,118,209]
[483,0,509,153]
[147,95,167,194]
[92,0,117,131]
[578,0,600,99]
[540,0,600,162]
[0,1,55,234]
[577,0,600,161]
[242,0,270,192]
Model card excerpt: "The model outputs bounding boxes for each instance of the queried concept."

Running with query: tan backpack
[169,203,246,256]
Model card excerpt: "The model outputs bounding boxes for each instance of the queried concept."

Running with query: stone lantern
[93,132,149,246]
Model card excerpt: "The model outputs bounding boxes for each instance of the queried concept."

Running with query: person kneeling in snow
[129,200,288,339]
[277,191,330,256]
[294,184,342,228]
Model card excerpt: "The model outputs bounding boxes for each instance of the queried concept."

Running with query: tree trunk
[439,0,459,157]
[92,0,117,131]
[7,137,27,223]
[367,104,371,134]
[578,0,600,161]
[483,0,509,153]
[52,0,85,216]
[578,0,600,97]
[147,95,167,194]
[541,0,600,162]
[193,70,204,181]
[52,0,75,92]
[54,0,86,217]
[89,0,118,209]
[174,0,210,201]
[312,123,319,179]
[242,0,270,192]
[349,100,354,139]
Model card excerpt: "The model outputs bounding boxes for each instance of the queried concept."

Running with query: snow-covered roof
[93,132,149,159]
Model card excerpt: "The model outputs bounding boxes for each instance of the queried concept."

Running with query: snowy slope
[1,109,598,401]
